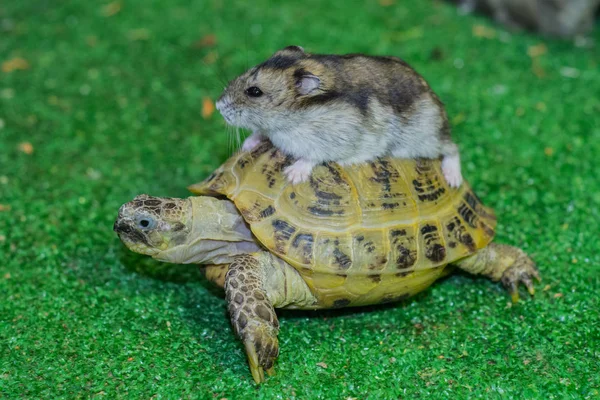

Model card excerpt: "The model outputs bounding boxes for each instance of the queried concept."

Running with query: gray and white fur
[216,46,462,186]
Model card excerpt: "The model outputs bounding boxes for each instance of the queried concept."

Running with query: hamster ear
[282,45,304,53]
[274,46,305,57]
[277,46,304,54]
[295,71,320,95]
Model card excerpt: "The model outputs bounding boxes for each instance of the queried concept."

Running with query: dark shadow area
[118,247,225,299]
[118,246,508,322]
[117,236,515,324]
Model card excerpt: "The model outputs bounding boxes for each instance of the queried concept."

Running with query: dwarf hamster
[216,46,462,187]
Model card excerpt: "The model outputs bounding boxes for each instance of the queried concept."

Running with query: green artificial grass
[1,0,599,398]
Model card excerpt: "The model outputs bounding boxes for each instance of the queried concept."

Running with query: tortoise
[114,141,540,383]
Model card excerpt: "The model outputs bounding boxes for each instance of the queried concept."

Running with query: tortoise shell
[189,142,497,308]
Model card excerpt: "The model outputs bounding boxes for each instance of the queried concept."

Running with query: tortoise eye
[136,215,156,230]
[245,86,263,97]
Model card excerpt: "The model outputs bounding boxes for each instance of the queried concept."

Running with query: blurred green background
[1,0,599,398]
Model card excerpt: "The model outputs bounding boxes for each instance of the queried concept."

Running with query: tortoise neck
[153,196,261,265]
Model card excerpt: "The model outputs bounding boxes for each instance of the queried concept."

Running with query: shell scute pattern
[419,221,446,264]
[189,143,496,284]
[352,230,388,272]
[345,159,416,226]
[280,164,358,230]
[288,232,315,266]
[312,234,354,274]
[388,226,418,272]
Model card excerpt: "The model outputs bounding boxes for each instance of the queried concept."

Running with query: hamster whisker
[235,127,243,152]
[227,125,235,155]
[231,127,238,154]
[199,57,229,89]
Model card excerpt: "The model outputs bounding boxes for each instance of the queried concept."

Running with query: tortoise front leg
[225,254,279,383]
[225,252,317,383]
[454,243,541,303]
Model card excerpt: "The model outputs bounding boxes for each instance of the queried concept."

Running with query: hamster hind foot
[284,159,316,185]
[242,132,265,152]
[442,153,463,188]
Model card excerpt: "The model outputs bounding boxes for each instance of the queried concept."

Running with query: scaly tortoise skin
[189,141,497,309]
[115,141,540,383]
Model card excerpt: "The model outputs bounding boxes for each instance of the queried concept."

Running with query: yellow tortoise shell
[189,142,497,308]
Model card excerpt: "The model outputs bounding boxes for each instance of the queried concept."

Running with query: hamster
[216,46,462,187]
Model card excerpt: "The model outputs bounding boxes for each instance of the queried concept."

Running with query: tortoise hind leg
[454,243,541,303]
[225,252,317,383]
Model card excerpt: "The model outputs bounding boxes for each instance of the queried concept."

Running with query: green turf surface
[1,0,599,398]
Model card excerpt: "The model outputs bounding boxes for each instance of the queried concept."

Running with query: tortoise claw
[510,289,520,304]
[501,255,541,303]
[245,340,265,383]
[244,331,278,383]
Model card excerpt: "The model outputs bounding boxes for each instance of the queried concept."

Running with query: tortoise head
[114,194,192,256]
[115,194,260,265]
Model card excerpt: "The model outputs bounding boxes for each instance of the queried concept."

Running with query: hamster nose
[215,95,230,111]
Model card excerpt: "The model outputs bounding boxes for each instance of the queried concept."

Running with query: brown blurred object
[193,34,217,49]
[2,57,30,73]
[452,0,600,37]
[201,97,215,119]
[101,1,122,17]
[18,142,34,154]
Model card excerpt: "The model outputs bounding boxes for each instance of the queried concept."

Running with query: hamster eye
[136,215,156,230]
[245,87,263,98]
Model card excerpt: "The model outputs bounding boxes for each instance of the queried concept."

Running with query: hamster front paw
[442,154,463,188]
[284,159,315,185]
[242,132,264,152]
